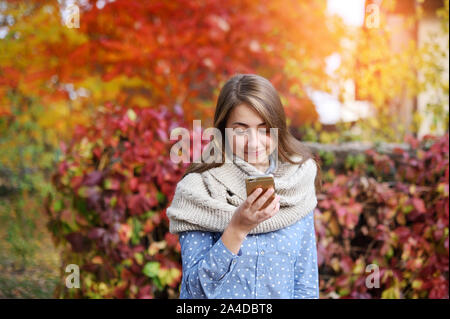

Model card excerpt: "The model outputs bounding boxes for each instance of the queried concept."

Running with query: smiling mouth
[245,150,265,155]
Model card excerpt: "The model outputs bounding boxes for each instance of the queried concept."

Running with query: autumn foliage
[0,0,343,126]
[45,103,188,298]
[316,133,449,298]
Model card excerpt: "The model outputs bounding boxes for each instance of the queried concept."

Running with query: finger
[245,187,263,208]
[253,187,275,212]
[256,195,279,220]
[269,200,281,217]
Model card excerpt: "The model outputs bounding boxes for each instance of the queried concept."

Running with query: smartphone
[245,175,276,209]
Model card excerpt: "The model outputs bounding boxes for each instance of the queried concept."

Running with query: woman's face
[225,104,275,165]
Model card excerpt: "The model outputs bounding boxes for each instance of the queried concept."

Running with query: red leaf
[412,197,426,214]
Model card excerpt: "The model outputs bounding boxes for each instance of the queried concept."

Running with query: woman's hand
[228,187,280,236]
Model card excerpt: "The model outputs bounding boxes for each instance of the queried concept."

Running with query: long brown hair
[182,73,322,194]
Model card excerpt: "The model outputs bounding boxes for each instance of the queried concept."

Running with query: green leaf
[134,252,143,265]
[144,210,156,218]
[110,196,117,208]
[152,276,163,291]
[156,191,166,204]
[127,109,137,122]
[77,186,89,198]
[403,205,413,214]
[412,279,422,289]
[53,200,63,213]
[338,288,350,296]
[122,258,132,267]
[386,246,394,259]
[131,218,141,245]
[381,287,400,299]
[73,197,89,216]
[143,261,160,278]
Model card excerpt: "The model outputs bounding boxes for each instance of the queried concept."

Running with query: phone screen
[245,175,275,209]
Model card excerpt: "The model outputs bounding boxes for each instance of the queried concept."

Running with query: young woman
[167,73,322,299]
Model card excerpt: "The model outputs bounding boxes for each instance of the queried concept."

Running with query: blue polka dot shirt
[178,210,319,299]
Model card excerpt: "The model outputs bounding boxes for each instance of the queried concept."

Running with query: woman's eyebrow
[231,121,266,127]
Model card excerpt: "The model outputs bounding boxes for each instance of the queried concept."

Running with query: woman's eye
[233,128,247,135]
[257,127,271,135]
[232,127,271,135]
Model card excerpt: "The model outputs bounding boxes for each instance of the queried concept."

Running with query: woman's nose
[246,128,260,149]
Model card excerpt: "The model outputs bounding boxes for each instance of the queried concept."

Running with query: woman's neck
[250,160,269,173]
[232,153,270,174]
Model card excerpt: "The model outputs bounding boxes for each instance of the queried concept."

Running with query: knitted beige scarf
[166,154,318,235]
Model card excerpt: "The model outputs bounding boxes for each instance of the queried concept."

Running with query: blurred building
[359,0,448,138]
[316,0,448,139]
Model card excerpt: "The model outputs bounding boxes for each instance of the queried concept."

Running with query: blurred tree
[1,0,345,128]
[336,0,449,142]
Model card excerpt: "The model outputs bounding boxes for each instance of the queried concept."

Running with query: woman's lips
[245,150,264,156]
